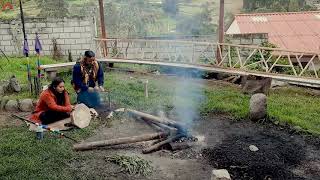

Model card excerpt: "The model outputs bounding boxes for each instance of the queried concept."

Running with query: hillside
[0,0,242,36]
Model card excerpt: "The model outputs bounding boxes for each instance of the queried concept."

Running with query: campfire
[73,108,197,153]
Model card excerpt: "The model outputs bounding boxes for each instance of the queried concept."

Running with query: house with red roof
[226,11,320,64]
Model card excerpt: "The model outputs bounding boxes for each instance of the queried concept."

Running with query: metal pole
[19,0,27,42]
[98,0,108,57]
[216,0,224,64]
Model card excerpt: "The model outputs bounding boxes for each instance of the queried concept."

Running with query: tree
[104,1,158,38]
[288,0,300,11]
[242,0,316,12]
[162,0,179,17]
[37,0,69,18]
[176,2,216,36]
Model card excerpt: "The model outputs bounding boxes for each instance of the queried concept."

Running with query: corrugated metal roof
[226,11,320,52]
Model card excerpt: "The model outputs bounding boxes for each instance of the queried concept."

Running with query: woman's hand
[99,86,105,92]
[67,105,75,112]
[94,86,100,92]
[88,87,95,93]
[93,86,105,92]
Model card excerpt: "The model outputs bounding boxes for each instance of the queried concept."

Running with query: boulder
[0,85,6,96]
[242,75,272,94]
[33,99,39,107]
[211,169,231,180]
[7,76,21,93]
[0,96,9,111]
[249,93,267,121]
[5,100,19,111]
[19,99,34,112]
[271,80,288,88]
[249,145,259,152]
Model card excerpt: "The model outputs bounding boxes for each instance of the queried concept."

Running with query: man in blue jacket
[72,50,104,108]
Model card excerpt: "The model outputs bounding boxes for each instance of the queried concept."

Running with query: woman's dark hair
[48,77,65,105]
[84,50,95,58]
[49,77,65,90]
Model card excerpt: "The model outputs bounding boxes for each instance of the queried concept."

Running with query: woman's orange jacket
[30,89,72,123]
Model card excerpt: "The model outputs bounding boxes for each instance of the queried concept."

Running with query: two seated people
[30,50,104,125]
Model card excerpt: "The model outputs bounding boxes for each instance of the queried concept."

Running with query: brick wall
[226,33,268,46]
[0,17,96,58]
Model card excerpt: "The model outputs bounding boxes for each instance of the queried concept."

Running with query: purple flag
[23,39,29,56]
[35,34,42,54]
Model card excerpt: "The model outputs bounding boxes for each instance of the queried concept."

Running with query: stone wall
[103,39,217,63]
[0,17,96,58]
[226,33,268,46]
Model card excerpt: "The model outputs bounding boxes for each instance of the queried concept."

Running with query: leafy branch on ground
[105,154,153,176]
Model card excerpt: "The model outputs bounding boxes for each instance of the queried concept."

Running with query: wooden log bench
[40,62,76,79]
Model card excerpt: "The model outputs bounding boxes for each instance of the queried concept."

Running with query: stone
[0,96,9,111]
[19,99,34,112]
[0,85,6,96]
[47,71,57,80]
[33,99,39,107]
[249,145,259,152]
[216,73,231,80]
[271,80,288,88]
[249,93,267,121]
[293,126,303,132]
[71,103,92,129]
[7,76,21,92]
[308,89,320,96]
[242,75,272,94]
[211,169,231,180]
[5,100,19,112]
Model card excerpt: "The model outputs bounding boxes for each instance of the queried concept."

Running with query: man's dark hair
[84,50,95,58]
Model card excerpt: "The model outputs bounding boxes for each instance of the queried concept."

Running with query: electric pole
[98,0,108,57]
[217,0,224,63]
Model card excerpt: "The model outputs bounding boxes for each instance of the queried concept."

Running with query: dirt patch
[195,114,320,180]
[202,133,305,179]
[0,112,27,128]
[69,113,320,180]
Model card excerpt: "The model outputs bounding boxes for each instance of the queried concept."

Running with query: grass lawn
[0,56,319,179]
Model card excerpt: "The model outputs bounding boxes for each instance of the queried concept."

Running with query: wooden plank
[258,49,269,72]
[268,54,282,73]
[99,59,320,86]
[242,49,257,67]
[287,54,297,76]
[40,62,76,71]
[40,58,320,86]
[299,55,316,76]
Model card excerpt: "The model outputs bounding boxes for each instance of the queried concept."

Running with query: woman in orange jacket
[30,77,74,124]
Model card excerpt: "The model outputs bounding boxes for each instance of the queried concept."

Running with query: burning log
[126,109,194,153]
[141,117,177,132]
[142,134,185,154]
[127,109,187,135]
[168,141,196,151]
[73,132,168,151]
[141,118,164,132]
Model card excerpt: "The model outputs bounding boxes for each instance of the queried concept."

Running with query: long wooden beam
[40,58,320,86]
[73,132,167,151]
